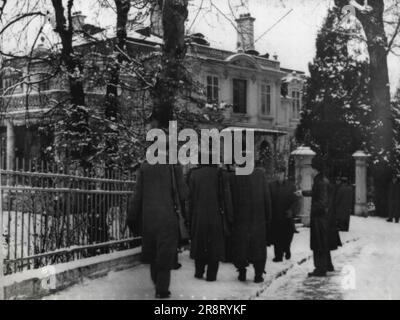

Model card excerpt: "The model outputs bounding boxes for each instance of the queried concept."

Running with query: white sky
[187,0,334,72]
[185,0,400,93]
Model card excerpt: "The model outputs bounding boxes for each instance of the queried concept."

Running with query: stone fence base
[2,248,141,300]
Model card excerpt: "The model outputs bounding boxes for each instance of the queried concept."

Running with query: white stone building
[0,11,305,176]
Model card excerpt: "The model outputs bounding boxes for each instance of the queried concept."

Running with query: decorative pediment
[225,53,261,71]
[231,59,257,70]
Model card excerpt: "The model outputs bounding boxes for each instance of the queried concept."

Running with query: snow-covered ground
[43,216,399,300]
[259,216,400,300]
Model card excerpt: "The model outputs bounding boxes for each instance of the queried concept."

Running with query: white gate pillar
[291,146,316,227]
[353,151,369,217]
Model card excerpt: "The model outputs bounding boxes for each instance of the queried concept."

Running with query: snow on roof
[127,30,163,45]
[282,70,306,83]
[71,24,163,48]
[223,126,287,135]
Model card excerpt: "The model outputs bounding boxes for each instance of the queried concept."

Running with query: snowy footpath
[258,216,400,300]
[44,216,400,300]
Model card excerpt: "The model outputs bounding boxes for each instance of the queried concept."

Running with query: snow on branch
[349,0,373,14]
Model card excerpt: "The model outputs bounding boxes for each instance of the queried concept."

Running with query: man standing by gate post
[296,160,342,277]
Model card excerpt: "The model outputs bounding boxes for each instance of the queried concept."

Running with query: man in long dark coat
[334,177,354,232]
[269,169,299,262]
[230,164,272,283]
[187,164,233,282]
[299,164,342,277]
[224,164,237,264]
[127,163,188,299]
[387,175,400,223]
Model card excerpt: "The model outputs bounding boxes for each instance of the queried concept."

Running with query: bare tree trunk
[105,0,130,120]
[358,1,392,151]
[52,0,85,106]
[51,0,91,167]
[358,1,393,217]
[101,0,131,167]
[152,0,189,128]
[336,0,393,216]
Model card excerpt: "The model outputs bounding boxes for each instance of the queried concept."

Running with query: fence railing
[0,160,140,275]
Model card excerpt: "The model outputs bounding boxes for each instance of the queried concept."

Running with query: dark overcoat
[230,167,272,265]
[269,180,298,247]
[388,181,400,219]
[187,166,233,262]
[328,184,342,251]
[334,184,354,232]
[304,174,341,252]
[127,163,188,269]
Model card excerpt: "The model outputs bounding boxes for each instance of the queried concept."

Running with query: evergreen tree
[296,7,371,179]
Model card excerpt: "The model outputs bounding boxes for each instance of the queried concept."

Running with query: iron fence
[0,159,140,275]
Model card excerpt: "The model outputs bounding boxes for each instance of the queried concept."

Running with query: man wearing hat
[269,166,299,262]
[296,158,342,277]
[230,159,272,283]
[127,128,189,299]
[186,148,233,282]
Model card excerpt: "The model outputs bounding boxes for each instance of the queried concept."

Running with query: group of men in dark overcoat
[127,152,352,297]
[187,162,272,284]
[127,158,276,298]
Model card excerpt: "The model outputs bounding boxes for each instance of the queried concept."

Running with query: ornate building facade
[0,11,304,175]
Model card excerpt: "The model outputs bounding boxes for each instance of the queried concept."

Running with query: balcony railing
[1,90,69,113]
[0,90,104,115]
